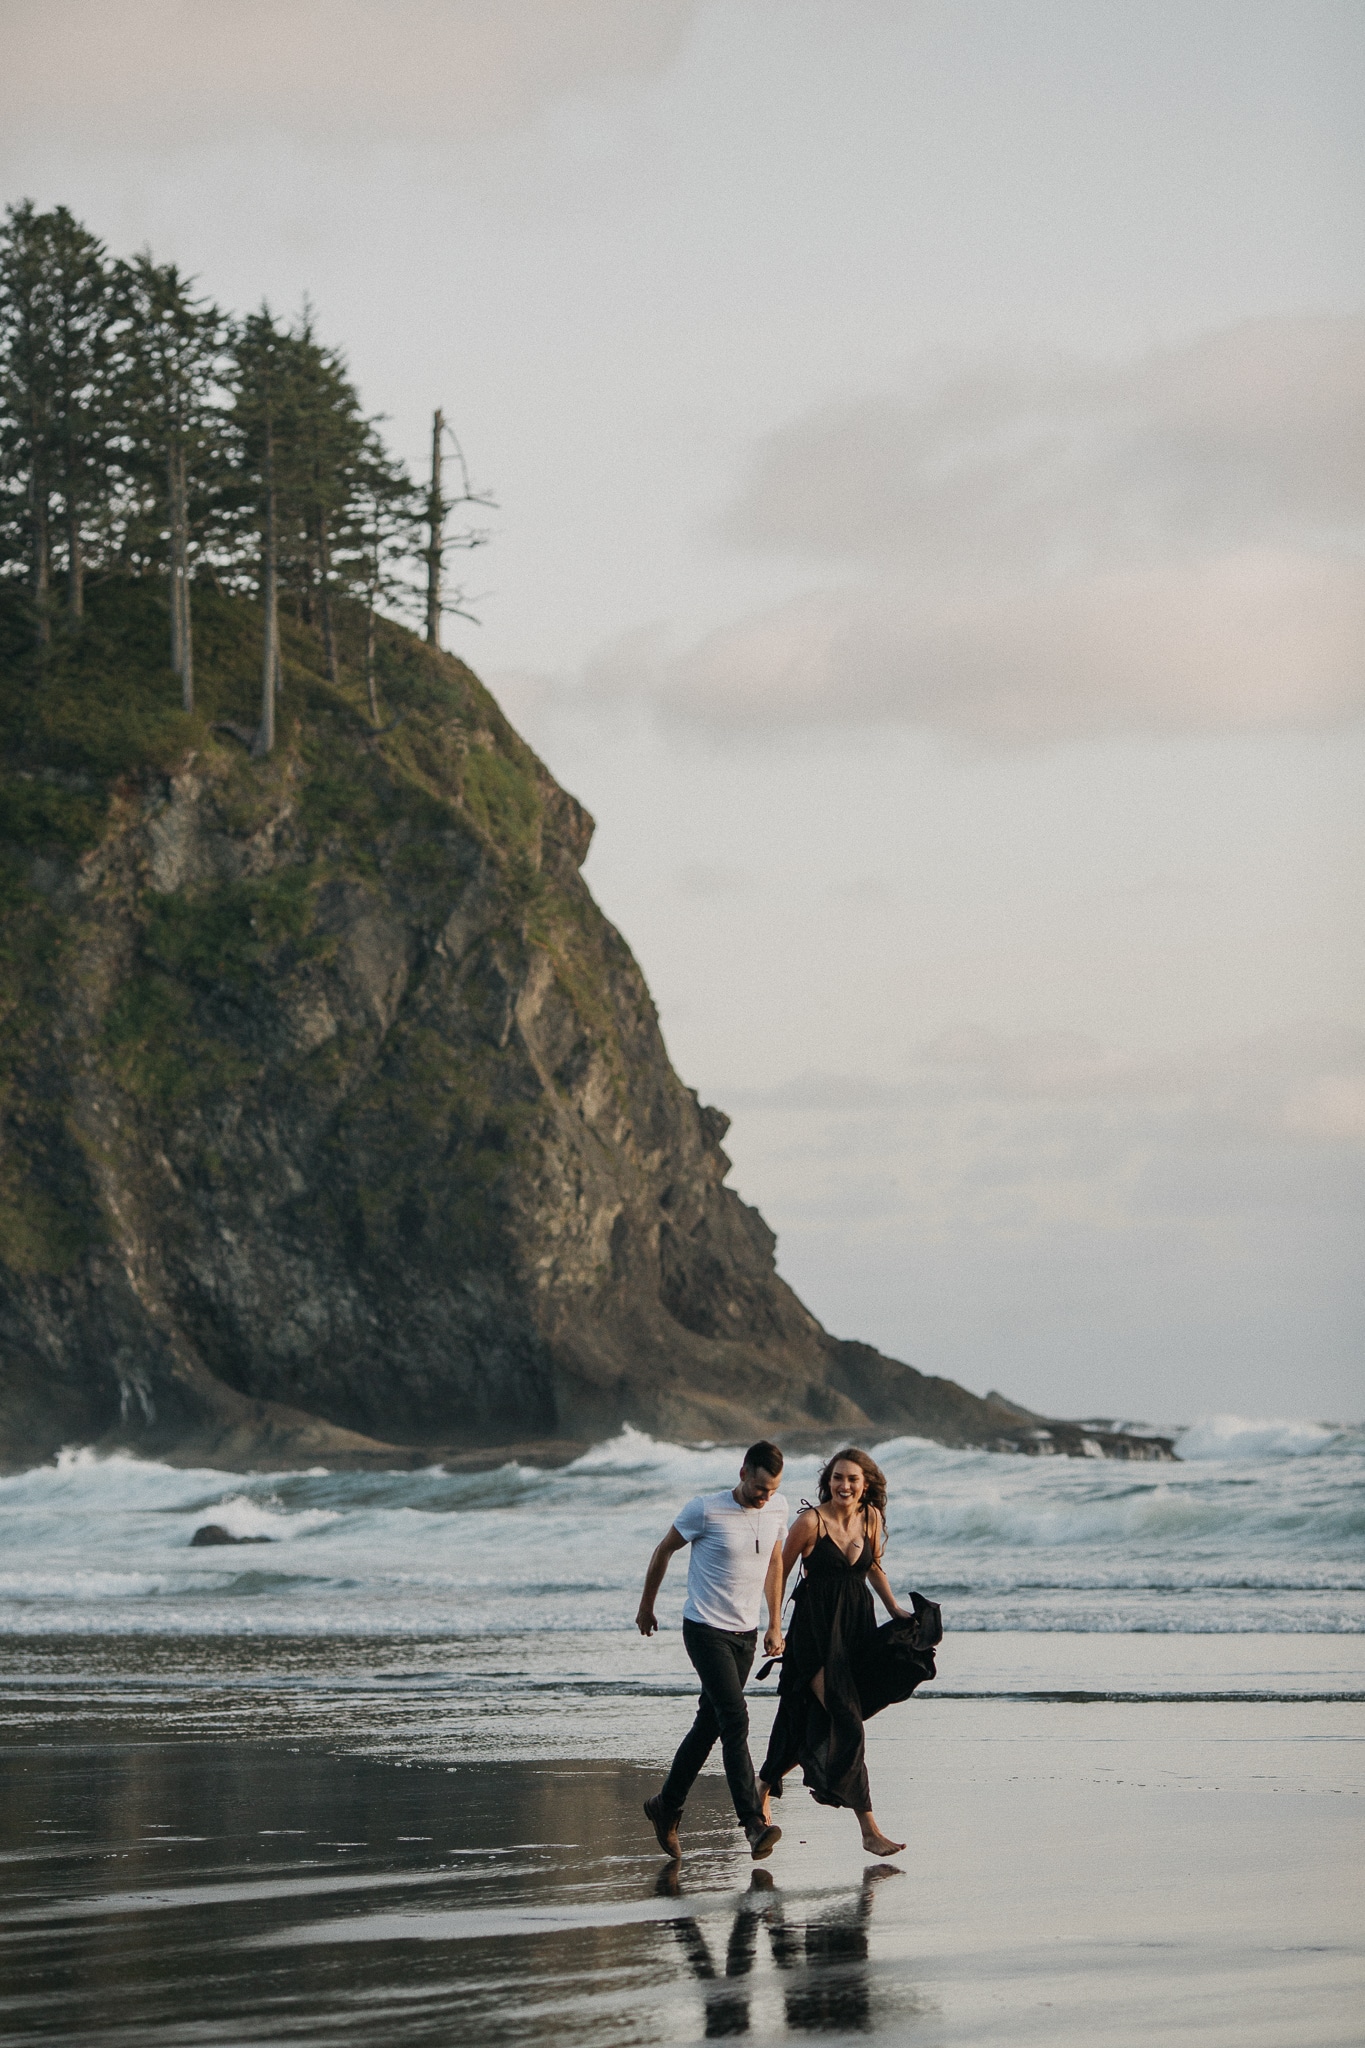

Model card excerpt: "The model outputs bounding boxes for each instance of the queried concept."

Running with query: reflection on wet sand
[5,1644,1359,2047]
[0,1735,924,2046]
[666,1864,902,2037]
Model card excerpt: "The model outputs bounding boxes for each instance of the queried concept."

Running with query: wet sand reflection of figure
[665,1864,904,2037]
[665,1868,773,2038]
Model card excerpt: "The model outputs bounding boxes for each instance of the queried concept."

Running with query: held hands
[763,1625,784,1658]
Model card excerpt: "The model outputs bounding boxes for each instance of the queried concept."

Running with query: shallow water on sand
[1,1633,1362,2046]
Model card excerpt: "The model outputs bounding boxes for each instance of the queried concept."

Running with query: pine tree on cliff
[0,204,108,639]
[45,208,115,626]
[0,203,117,638]
[352,424,419,724]
[231,310,427,721]
[114,254,228,712]
[1,199,489,710]
[0,203,56,639]
[0,208,59,638]
[230,308,299,754]
[281,310,370,688]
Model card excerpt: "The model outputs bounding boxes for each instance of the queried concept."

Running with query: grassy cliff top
[0,578,564,865]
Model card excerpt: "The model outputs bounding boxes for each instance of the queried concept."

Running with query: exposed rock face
[0,590,1172,1469]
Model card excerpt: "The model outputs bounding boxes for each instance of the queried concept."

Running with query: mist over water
[3,1418,1361,1638]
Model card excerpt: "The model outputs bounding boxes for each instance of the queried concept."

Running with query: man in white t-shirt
[635,1439,788,1860]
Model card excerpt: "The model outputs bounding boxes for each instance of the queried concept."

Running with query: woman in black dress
[757,1447,913,1857]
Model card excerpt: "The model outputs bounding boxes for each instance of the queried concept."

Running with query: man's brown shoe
[644,1794,681,1859]
[745,1819,781,1860]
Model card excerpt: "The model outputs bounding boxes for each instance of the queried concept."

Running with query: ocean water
[3,1418,1363,2046]
[1,1413,1361,1639]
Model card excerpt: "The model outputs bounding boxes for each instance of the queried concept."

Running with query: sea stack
[0,584,1172,1470]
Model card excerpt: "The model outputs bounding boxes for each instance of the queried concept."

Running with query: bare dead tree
[423,408,494,651]
[424,407,443,646]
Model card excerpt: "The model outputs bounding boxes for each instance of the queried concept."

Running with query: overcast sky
[5,0,1361,1424]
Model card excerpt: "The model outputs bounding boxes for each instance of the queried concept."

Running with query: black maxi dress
[759,1517,879,1812]
[759,1513,942,1813]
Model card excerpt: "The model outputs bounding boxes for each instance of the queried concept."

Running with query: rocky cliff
[0,583,1172,1470]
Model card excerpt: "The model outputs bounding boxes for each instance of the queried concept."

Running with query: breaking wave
[1175,1414,1353,1460]
[0,1416,1360,1635]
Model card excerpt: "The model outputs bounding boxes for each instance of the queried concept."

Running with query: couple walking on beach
[636,1438,938,1863]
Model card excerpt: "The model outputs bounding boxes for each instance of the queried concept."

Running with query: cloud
[0,0,699,150]
[723,319,1365,570]
[657,318,1365,742]
[725,1022,1365,1238]
[717,1021,1364,1414]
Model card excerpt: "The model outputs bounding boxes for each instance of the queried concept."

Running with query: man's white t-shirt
[673,1488,789,1633]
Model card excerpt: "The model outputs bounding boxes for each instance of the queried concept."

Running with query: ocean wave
[564,1427,762,1482]
[0,1568,199,1600]
[1176,1415,1357,1460]
[889,1485,1365,1551]
[192,1494,341,1541]
[0,1446,239,1508]
[1,1418,1361,1636]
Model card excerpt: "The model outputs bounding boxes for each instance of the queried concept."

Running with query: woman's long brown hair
[816,1446,888,1520]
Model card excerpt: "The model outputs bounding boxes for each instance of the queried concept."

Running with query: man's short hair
[742,1439,784,1478]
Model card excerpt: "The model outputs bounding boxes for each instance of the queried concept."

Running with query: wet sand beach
[2,1632,1361,2047]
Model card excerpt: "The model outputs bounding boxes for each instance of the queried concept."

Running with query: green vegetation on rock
[0,574,562,1283]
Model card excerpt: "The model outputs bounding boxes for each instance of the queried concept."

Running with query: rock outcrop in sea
[0,585,1173,1470]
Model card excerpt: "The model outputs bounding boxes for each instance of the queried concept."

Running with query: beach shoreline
[3,1429,1360,2040]
[2,1631,1362,2045]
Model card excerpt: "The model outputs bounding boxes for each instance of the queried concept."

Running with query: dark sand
[1,1635,1361,2045]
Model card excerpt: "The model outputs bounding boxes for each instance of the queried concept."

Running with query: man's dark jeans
[659,1618,761,1828]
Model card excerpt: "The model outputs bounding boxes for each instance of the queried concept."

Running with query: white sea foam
[0,1415,1360,1636]
[0,1446,232,1507]
[0,1569,185,1600]
[1176,1414,1350,1460]
[199,1494,341,1541]
[565,1427,752,1482]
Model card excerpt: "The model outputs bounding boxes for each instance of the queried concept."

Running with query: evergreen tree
[114,254,228,710]
[0,201,118,639]
[230,307,296,754]
[47,207,115,623]
[0,199,493,717]
[229,307,425,734]
[281,311,369,686]
[351,423,421,724]
[0,203,64,639]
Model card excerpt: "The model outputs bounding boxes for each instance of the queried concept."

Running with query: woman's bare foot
[858,1814,905,1857]
[757,1778,772,1824]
